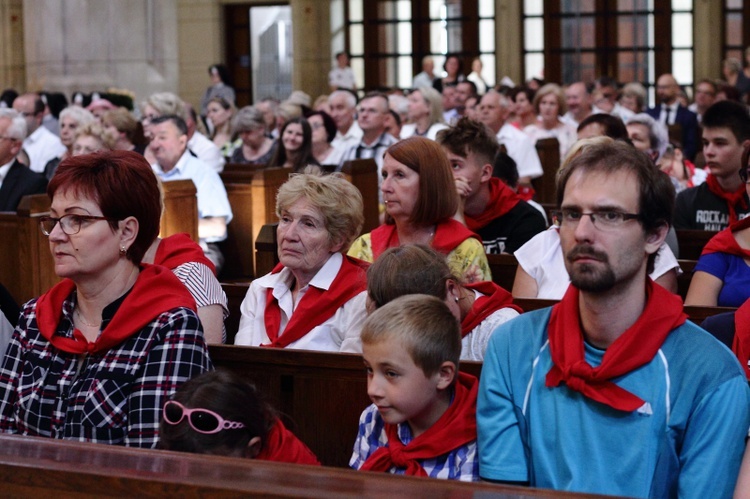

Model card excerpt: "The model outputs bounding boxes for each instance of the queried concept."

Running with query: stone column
[0,0,25,91]
[693,0,722,82]
[291,0,331,101]
[22,0,178,106]
[495,0,523,86]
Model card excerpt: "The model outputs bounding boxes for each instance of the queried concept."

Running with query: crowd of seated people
[3,54,750,497]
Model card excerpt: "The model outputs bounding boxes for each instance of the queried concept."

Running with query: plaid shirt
[349,403,479,481]
[0,293,212,448]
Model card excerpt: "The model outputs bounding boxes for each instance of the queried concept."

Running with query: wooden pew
[487,253,519,292]
[532,137,560,205]
[220,167,291,280]
[159,179,198,242]
[676,259,696,300]
[675,229,716,260]
[340,158,379,234]
[0,194,58,305]
[0,434,597,498]
[210,345,482,468]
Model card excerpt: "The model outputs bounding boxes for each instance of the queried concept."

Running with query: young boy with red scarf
[478,140,750,497]
[350,295,479,481]
[674,100,750,230]
[438,117,546,254]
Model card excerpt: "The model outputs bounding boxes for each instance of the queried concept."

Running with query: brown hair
[367,245,454,310]
[385,136,458,226]
[361,294,461,376]
[437,116,498,166]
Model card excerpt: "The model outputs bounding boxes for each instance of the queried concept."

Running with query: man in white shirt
[340,93,398,176]
[12,93,66,173]
[412,56,435,89]
[562,82,598,127]
[328,52,357,91]
[149,115,232,271]
[329,90,363,152]
[477,90,543,184]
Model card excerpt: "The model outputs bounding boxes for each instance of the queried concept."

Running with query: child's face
[363,339,451,437]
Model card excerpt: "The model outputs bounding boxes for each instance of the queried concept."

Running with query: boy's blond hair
[361,294,461,376]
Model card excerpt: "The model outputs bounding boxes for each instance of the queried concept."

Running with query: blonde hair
[362,294,461,376]
[275,172,364,251]
[74,122,117,151]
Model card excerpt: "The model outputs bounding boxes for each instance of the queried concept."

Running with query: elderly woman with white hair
[399,86,448,141]
[235,172,367,352]
[625,113,669,164]
[43,106,96,179]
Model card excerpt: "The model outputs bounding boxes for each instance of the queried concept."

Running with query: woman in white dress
[399,86,448,141]
[523,83,577,162]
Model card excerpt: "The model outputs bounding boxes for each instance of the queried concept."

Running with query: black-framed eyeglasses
[39,214,119,236]
[552,209,642,231]
[739,166,750,184]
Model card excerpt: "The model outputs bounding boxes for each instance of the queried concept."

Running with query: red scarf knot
[369,219,481,260]
[705,174,748,225]
[262,255,368,348]
[545,281,687,412]
[360,372,478,477]
[461,281,521,338]
[465,178,521,231]
[35,264,196,355]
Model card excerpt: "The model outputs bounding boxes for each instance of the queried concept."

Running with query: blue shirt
[350,403,479,481]
[477,308,750,498]
[694,251,750,307]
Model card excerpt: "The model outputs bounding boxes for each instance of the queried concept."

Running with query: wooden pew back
[532,137,560,205]
[676,229,716,260]
[487,253,519,292]
[0,195,58,305]
[159,179,198,242]
[0,434,593,498]
[210,345,481,468]
[221,167,291,280]
[340,158,379,234]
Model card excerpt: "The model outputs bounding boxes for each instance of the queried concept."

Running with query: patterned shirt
[0,293,212,448]
[350,403,479,481]
[347,233,492,283]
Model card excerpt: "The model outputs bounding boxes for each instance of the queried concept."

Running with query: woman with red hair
[348,136,490,282]
[0,150,211,448]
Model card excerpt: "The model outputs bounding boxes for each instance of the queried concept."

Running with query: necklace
[75,308,101,328]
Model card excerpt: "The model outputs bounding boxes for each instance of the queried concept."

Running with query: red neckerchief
[370,219,481,260]
[461,281,522,338]
[256,419,320,465]
[35,265,197,355]
[700,216,750,259]
[154,233,216,275]
[516,184,536,202]
[360,372,477,477]
[464,178,521,231]
[733,300,750,379]
[705,174,748,225]
[684,160,696,189]
[545,281,687,412]
[262,256,368,348]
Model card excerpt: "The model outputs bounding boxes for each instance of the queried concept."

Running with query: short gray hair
[142,92,187,121]
[626,113,669,160]
[0,109,27,140]
[232,106,265,134]
[330,90,357,109]
[59,106,96,129]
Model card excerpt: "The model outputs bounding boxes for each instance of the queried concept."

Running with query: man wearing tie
[646,74,699,160]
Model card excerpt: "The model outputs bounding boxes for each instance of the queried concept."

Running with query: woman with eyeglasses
[512,137,680,299]
[686,145,750,307]
[159,370,319,464]
[0,150,211,448]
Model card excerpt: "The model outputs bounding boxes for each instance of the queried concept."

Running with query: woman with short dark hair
[0,150,211,447]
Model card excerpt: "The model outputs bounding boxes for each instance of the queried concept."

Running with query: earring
[119,246,126,256]
[454,296,459,303]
